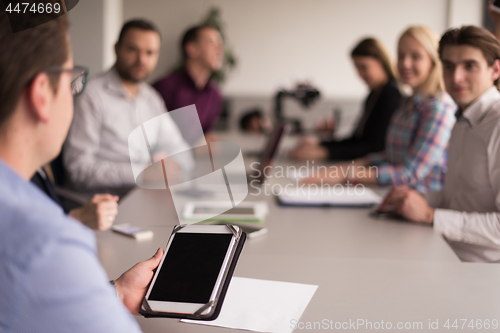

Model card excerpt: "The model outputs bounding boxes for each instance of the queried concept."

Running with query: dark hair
[439,25,500,86]
[117,19,161,45]
[351,38,395,79]
[0,11,69,127]
[239,109,263,131]
[181,24,216,60]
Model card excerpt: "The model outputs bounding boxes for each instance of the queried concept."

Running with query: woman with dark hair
[291,37,401,160]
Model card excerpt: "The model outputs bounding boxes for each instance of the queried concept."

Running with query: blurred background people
[379,26,500,262]
[239,108,273,133]
[303,26,456,193]
[64,19,192,196]
[154,24,224,145]
[290,37,401,161]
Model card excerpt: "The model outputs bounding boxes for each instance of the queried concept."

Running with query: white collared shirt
[64,67,193,192]
[427,87,500,255]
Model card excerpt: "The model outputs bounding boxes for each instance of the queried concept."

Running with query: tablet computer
[140,224,246,320]
[249,122,291,186]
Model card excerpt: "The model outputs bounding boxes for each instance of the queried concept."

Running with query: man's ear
[114,43,119,57]
[26,72,52,123]
[492,59,500,82]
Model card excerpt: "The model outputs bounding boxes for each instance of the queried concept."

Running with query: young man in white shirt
[378,26,500,262]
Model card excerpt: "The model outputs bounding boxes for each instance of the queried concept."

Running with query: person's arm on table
[380,189,500,247]
[433,209,500,247]
[378,185,434,223]
[345,156,378,184]
[63,91,136,189]
[69,194,119,231]
[289,135,328,161]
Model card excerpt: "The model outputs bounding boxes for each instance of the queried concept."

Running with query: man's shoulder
[484,99,500,138]
[142,81,167,105]
[84,68,133,97]
[72,72,110,108]
[0,167,94,271]
[81,71,112,95]
[153,69,185,92]
[486,93,500,118]
[206,78,222,96]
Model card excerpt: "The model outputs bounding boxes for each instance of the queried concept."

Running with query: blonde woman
[304,26,456,193]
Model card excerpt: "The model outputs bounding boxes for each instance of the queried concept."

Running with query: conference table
[95,132,500,333]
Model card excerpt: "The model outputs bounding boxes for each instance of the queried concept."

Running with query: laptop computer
[248,122,290,186]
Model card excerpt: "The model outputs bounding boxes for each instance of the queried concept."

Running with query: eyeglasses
[43,65,89,96]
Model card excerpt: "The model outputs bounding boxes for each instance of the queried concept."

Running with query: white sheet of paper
[182,277,318,333]
[278,186,382,206]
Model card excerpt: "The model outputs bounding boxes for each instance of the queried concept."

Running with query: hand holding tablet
[140,224,246,320]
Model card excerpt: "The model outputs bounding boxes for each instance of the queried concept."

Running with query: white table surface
[95,132,500,333]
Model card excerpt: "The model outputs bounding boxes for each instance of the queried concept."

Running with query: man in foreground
[0,12,161,332]
[379,26,500,262]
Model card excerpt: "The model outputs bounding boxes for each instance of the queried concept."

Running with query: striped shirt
[368,92,456,193]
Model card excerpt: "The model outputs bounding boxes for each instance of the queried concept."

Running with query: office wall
[447,0,483,28]
[103,0,123,69]
[68,0,104,77]
[68,0,482,98]
[68,0,122,77]
[66,0,481,131]
[123,0,482,99]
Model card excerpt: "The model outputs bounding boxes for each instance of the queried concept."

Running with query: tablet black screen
[148,233,233,303]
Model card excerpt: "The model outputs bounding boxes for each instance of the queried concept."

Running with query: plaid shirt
[368,92,456,193]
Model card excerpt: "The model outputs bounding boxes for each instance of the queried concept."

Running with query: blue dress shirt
[0,160,141,332]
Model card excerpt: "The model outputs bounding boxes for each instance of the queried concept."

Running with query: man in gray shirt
[64,19,192,195]
[378,26,500,262]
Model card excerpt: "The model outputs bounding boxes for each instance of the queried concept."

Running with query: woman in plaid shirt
[304,26,456,193]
